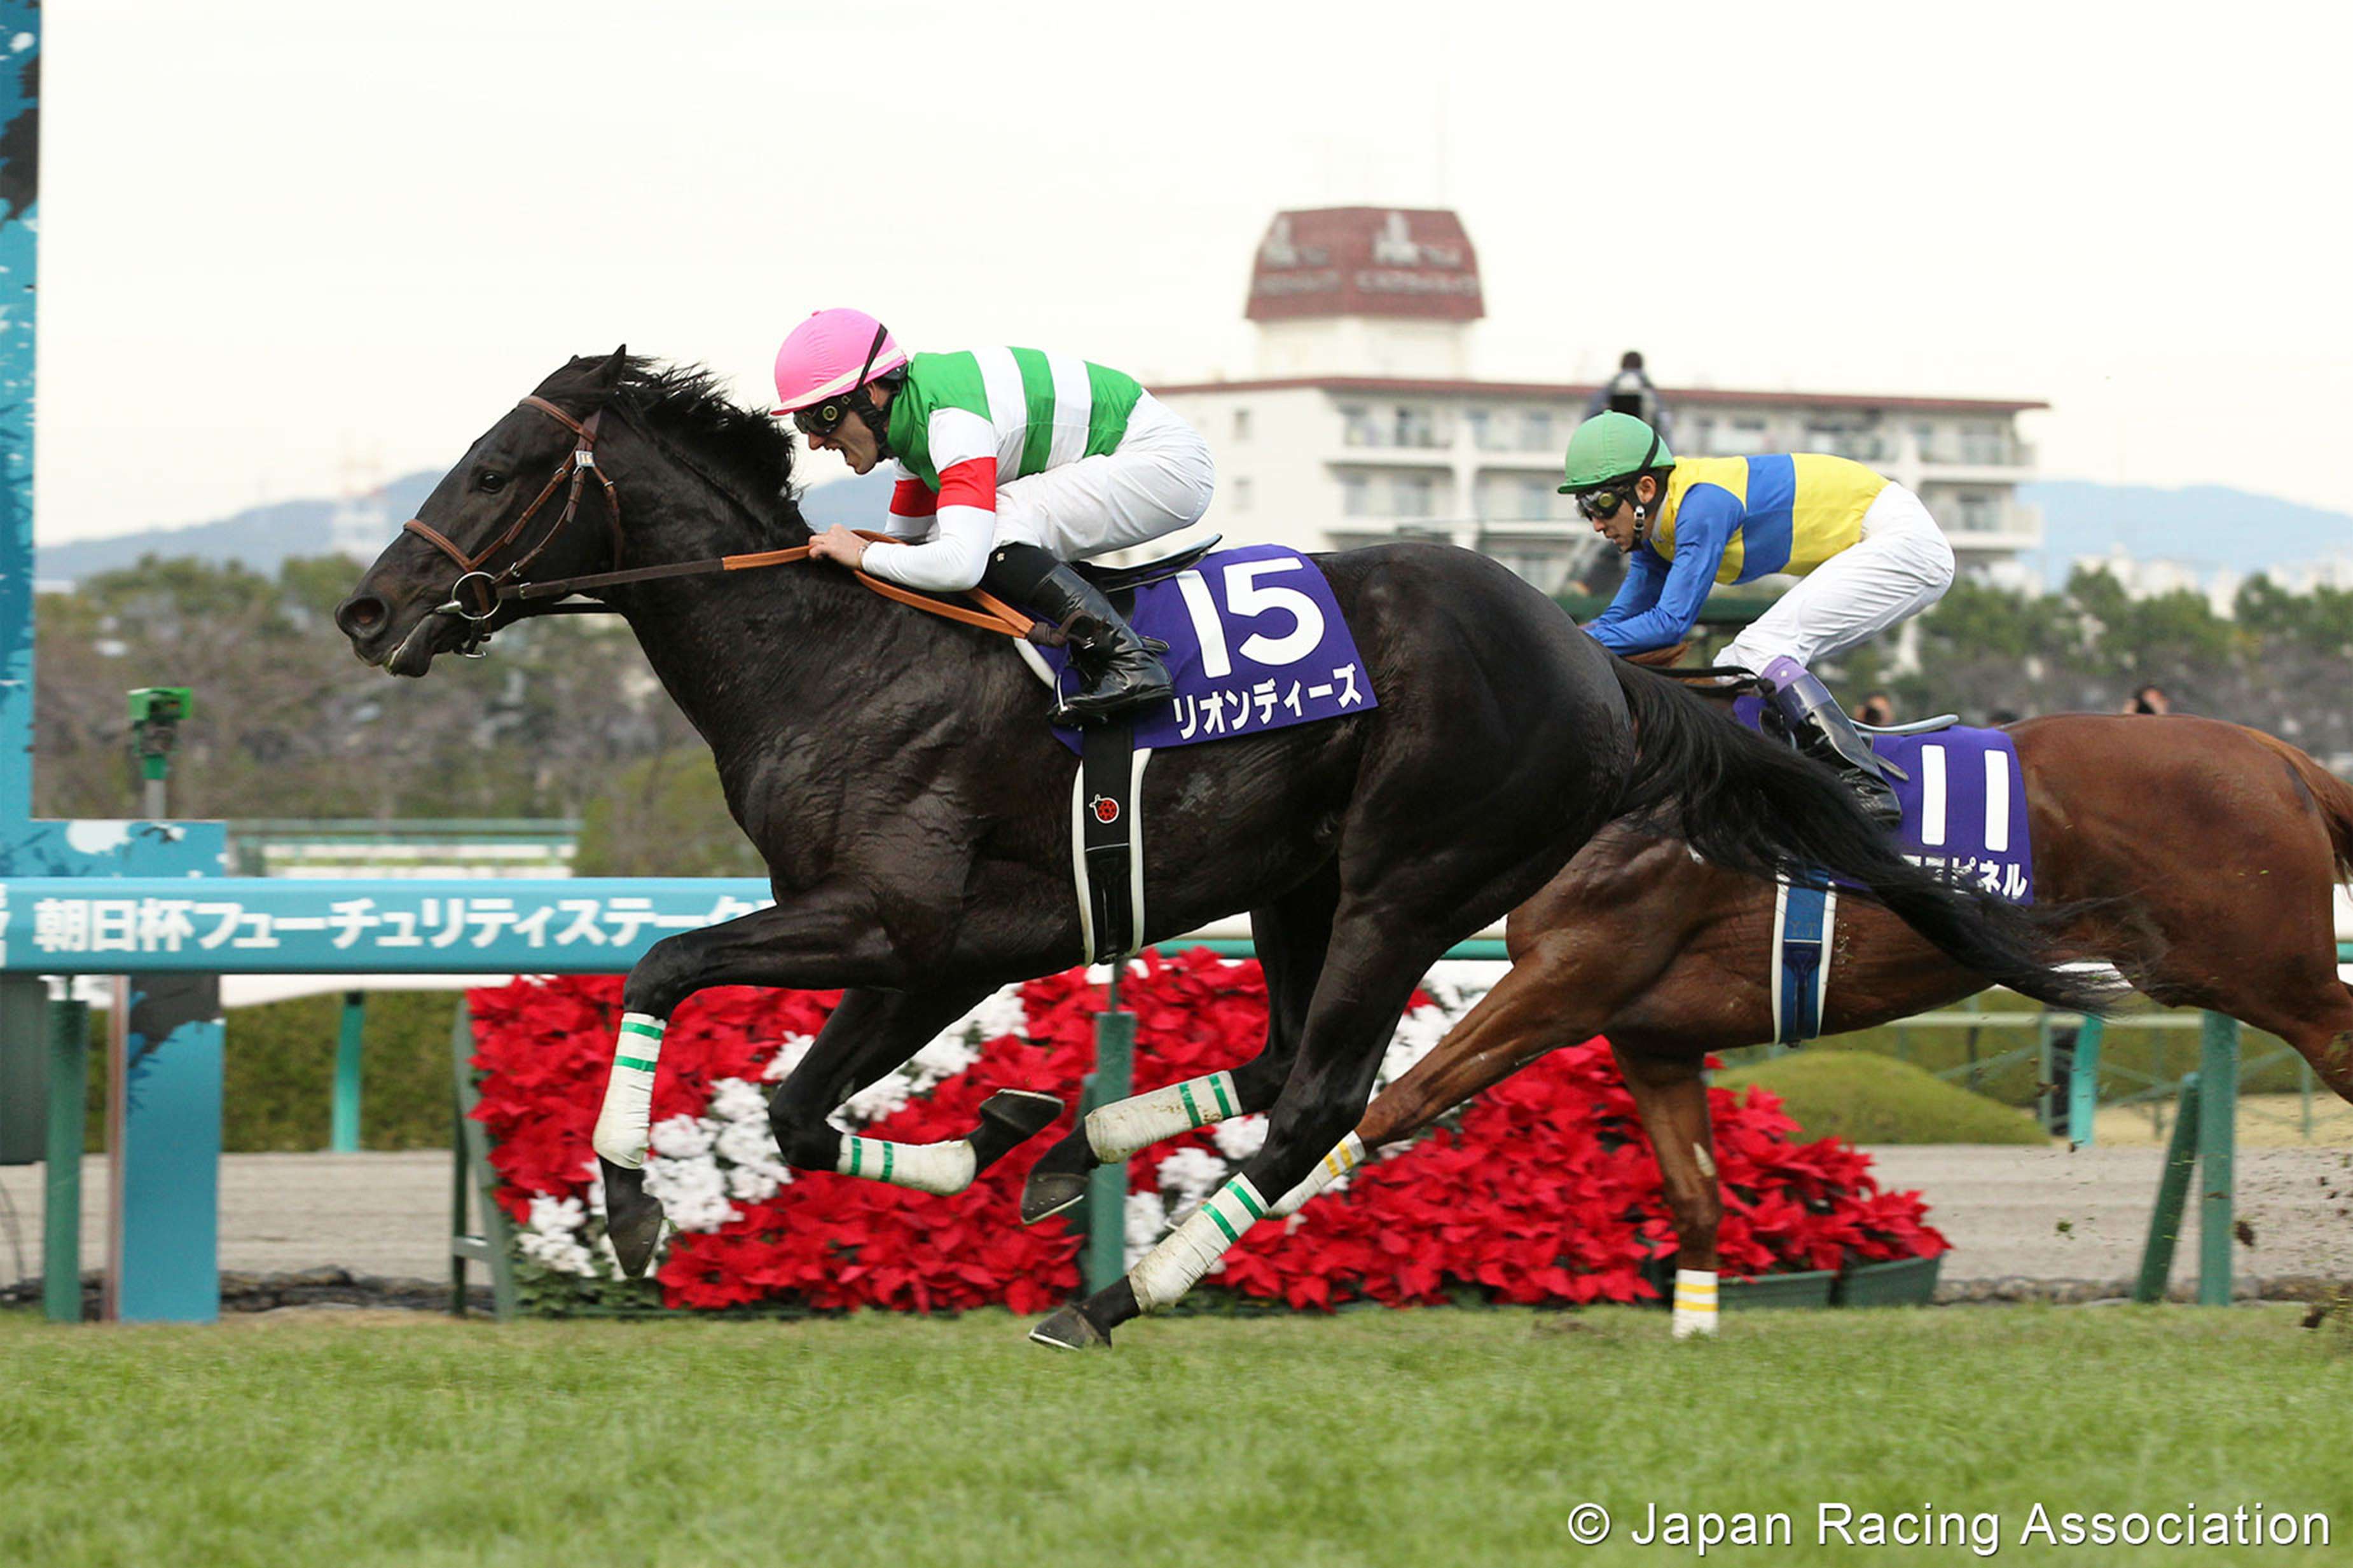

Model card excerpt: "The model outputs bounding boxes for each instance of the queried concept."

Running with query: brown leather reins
[404,395,1035,652]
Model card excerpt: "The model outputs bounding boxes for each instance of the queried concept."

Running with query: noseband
[403,395,623,654]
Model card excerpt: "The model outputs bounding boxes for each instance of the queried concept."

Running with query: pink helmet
[770,308,911,415]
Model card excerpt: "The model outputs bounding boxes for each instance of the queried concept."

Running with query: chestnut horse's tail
[1607,658,2115,1014]
[2247,729,2353,884]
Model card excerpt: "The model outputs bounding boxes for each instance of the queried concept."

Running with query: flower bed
[469,949,1944,1315]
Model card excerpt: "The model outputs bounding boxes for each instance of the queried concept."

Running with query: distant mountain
[35,470,894,588]
[37,472,443,586]
[2024,481,2353,584]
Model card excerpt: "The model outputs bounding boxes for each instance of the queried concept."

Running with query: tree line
[34,556,2352,876]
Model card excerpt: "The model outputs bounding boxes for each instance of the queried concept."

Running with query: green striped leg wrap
[1129,1175,1267,1312]
[591,1012,668,1170]
[1085,1071,1240,1162]
[836,1134,978,1196]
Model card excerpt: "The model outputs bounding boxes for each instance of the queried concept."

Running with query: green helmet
[1557,411,1674,493]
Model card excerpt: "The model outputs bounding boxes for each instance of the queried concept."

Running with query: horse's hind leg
[1610,1043,1722,1339]
[1020,863,1340,1225]
[1030,900,1447,1349]
[766,984,1062,1184]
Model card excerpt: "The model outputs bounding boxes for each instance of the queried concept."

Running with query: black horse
[338,350,2101,1349]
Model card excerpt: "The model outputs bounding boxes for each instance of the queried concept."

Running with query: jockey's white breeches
[1720,483,1955,672]
[993,392,1216,562]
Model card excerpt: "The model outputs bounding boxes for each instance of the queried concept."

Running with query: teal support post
[1079,979,1137,1297]
[2197,1012,2239,1307]
[2068,1014,2105,1148]
[331,989,366,1152]
[43,998,87,1323]
[2134,1073,2200,1304]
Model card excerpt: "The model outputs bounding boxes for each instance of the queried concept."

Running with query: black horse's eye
[478,470,507,494]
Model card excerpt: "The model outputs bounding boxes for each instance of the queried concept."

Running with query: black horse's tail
[1609,659,2114,1014]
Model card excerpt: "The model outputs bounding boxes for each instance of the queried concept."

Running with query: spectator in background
[1987,707,2023,727]
[1853,691,1896,727]
[2125,684,2172,715]
[1588,351,1673,446]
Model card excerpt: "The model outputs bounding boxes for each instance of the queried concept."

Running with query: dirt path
[5,1145,2351,1290]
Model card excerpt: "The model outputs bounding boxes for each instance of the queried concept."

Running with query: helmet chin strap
[1625,429,1665,547]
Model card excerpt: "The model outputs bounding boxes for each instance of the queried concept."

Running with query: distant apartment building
[1151,208,2046,596]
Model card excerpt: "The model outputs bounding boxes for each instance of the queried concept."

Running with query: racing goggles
[790,322,892,439]
[1574,485,1635,522]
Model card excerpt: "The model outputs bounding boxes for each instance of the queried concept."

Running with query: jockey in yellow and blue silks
[1559,412,1956,824]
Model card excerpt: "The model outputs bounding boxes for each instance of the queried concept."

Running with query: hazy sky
[32,1,2353,541]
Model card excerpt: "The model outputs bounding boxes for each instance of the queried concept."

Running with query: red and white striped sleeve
[861,411,1000,591]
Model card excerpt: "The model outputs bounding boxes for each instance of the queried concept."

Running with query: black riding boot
[983,542,1173,726]
[1756,655,1903,829]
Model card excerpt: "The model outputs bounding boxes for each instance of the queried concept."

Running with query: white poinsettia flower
[1124,1190,1168,1268]
[707,1076,769,1124]
[838,1074,911,1126]
[649,1114,717,1160]
[714,1115,789,1172]
[520,1194,601,1277]
[725,1164,785,1204]
[644,1153,736,1233]
[907,1031,983,1091]
[1156,1145,1228,1216]
[963,986,1028,1042]
[762,1033,817,1083]
[1210,1114,1268,1161]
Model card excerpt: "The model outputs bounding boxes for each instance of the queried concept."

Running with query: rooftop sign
[1246,207,1484,324]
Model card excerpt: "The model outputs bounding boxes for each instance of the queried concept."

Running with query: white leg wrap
[1672,1269,1720,1340]
[1267,1132,1365,1218]
[1085,1070,1239,1162]
[836,1134,977,1196]
[590,1012,667,1170]
[1128,1175,1267,1312]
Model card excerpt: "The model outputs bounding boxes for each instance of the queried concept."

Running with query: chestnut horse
[1029,706,2353,1329]
[1334,712,2353,1314]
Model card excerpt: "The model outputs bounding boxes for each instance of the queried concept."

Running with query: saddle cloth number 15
[1174,559,1327,678]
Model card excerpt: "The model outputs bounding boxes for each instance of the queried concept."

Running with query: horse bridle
[403,395,623,654]
[397,389,1040,657]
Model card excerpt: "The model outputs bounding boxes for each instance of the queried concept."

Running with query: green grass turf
[1718,1050,2050,1145]
[4,1305,2348,1567]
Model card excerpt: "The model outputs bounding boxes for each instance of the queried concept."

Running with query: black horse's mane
[543,354,806,546]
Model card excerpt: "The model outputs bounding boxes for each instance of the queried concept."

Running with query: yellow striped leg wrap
[1085,1070,1239,1162]
[1269,1132,1364,1218]
[1671,1269,1719,1340]
[834,1134,977,1195]
[1128,1175,1267,1312]
[591,1013,667,1170]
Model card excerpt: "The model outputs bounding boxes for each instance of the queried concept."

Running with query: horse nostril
[335,594,388,640]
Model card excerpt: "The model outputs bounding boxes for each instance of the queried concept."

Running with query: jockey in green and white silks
[773,308,1215,725]
[1559,411,1956,824]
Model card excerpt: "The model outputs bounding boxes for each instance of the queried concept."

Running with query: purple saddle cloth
[1734,697,2033,903]
[1040,544,1377,754]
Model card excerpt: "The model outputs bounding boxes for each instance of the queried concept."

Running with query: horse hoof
[1020,1169,1090,1227]
[1028,1304,1111,1351]
[971,1089,1064,1172]
[598,1156,667,1279]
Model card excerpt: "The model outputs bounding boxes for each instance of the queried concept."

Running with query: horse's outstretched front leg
[1019,866,1339,1224]
[586,893,1055,1276]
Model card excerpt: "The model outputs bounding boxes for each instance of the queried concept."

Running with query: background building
[1152,208,2045,596]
